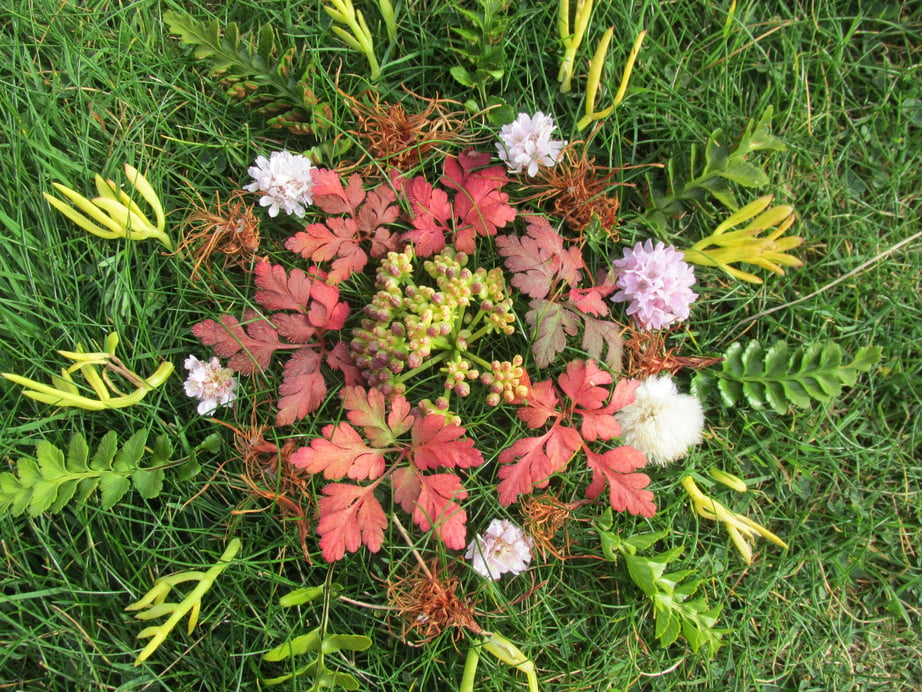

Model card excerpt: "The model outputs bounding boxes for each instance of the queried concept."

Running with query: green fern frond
[164,11,330,137]
[693,340,882,413]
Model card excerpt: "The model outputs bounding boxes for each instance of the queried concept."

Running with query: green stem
[460,643,481,692]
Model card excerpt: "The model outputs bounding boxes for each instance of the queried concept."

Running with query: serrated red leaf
[311,170,366,215]
[581,316,625,372]
[253,261,314,312]
[316,483,387,561]
[326,341,363,385]
[400,176,452,257]
[285,220,367,284]
[496,216,583,299]
[584,447,656,518]
[557,359,613,411]
[276,347,327,425]
[192,309,283,374]
[392,465,421,515]
[496,426,581,506]
[411,415,484,471]
[413,472,469,549]
[517,379,561,429]
[342,386,413,448]
[568,285,614,317]
[442,149,516,253]
[525,299,581,369]
[567,368,638,442]
[308,282,350,332]
[290,422,386,481]
[356,185,401,257]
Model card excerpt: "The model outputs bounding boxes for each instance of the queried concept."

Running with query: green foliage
[0,430,176,517]
[693,340,882,413]
[645,107,788,229]
[595,510,724,657]
[449,0,512,102]
[262,577,372,688]
[164,11,332,137]
[125,539,242,666]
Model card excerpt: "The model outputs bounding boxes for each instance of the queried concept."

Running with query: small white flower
[496,112,567,177]
[243,150,315,218]
[616,375,704,466]
[465,518,533,581]
[183,355,238,415]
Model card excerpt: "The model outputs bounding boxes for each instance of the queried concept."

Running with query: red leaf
[568,285,614,317]
[342,386,413,447]
[413,472,469,549]
[525,299,581,369]
[308,282,350,332]
[290,422,386,481]
[271,313,317,344]
[326,341,363,385]
[581,316,625,372]
[496,216,583,299]
[254,261,313,312]
[496,426,581,506]
[276,347,327,425]
[584,447,656,518]
[517,379,561,429]
[312,170,366,215]
[285,220,367,284]
[442,150,516,253]
[356,184,401,256]
[392,465,421,515]
[192,310,283,374]
[557,359,613,411]
[410,415,484,471]
[316,483,387,561]
[400,176,452,257]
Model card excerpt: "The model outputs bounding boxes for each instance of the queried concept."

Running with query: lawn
[1,1,920,690]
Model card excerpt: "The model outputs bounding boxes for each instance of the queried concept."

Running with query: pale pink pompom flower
[243,150,315,218]
[183,355,238,415]
[611,240,698,330]
[465,518,534,581]
[496,112,567,177]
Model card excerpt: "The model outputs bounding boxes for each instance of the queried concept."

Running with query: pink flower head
[244,150,315,218]
[496,112,567,177]
[465,518,533,581]
[611,240,698,330]
[183,355,238,415]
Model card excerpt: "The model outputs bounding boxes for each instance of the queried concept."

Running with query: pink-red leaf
[276,347,327,425]
[290,422,386,481]
[400,176,452,257]
[584,447,656,518]
[307,282,350,332]
[496,426,581,506]
[342,386,413,448]
[311,170,366,215]
[285,219,367,285]
[525,299,581,369]
[442,149,516,253]
[192,309,283,374]
[413,472,469,549]
[254,261,314,312]
[557,359,613,411]
[392,465,421,515]
[316,483,387,561]
[411,415,484,471]
[496,216,584,299]
[567,284,614,317]
[326,341,363,385]
[517,379,561,429]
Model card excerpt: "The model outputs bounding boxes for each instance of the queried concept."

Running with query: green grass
[1,0,920,690]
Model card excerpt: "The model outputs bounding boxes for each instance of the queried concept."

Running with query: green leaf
[28,479,58,516]
[707,340,880,413]
[98,470,131,509]
[279,585,328,607]
[36,441,66,480]
[264,628,324,662]
[114,429,148,474]
[322,633,372,654]
[66,433,90,473]
[450,65,477,88]
[90,431,118,471]
[719,160,770,187]
[131,468,165,500]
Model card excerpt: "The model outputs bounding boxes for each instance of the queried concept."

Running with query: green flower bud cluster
[481,355,529,407]
[350,245,523,407]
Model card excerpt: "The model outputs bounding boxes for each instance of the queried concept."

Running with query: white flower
[183,355,238,415]
[496,112,567,177]
[616,375,704,466]
[243,151,315,218]
[465,519,533,581]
